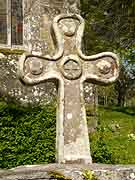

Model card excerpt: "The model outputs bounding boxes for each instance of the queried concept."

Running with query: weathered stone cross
[19,14,119,164]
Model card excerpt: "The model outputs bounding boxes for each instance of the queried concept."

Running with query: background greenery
[0,100,56,169]
[91,106,135,164]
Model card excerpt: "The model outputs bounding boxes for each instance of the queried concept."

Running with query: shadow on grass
[103,106,135,116]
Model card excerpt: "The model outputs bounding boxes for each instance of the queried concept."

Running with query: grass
[90,106,135,164]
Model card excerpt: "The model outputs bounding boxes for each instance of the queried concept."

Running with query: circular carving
[28,58,43,75]
[61,56,82,80]
[96,60,112,75]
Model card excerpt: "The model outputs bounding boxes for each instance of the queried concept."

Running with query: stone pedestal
[1,164,135,180]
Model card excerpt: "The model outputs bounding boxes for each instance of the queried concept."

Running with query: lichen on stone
[0,48,25,56]
[48,170,72,180]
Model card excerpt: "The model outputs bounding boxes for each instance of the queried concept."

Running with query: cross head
[19,14,119,164]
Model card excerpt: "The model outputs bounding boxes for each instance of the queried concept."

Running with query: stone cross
[19,14,119,164]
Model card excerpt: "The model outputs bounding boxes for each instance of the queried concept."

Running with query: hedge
[0,100,56,169]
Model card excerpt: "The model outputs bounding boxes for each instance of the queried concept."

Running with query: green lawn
[90,106,135,164]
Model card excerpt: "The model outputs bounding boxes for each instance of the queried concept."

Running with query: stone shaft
[56,79,91,163]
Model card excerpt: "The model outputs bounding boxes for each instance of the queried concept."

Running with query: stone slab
[1,164,135,180]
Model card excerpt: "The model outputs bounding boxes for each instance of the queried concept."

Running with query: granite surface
[1,164,135,180]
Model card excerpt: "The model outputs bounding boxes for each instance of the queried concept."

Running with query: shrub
[0,100,56,169]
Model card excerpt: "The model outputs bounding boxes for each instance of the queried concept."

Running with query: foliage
[0,100,56,169]
[90,106,135,164]
[115,48,135,106]
[81,0,135,52]
[97,48,135,107]
[97,85,117,106]
[83,170,98,180]
[97,47,135,107]
[80,0,135,107]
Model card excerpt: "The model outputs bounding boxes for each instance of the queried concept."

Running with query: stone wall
[1,164,135,180]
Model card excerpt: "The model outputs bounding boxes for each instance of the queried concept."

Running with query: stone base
[1,164,135,180]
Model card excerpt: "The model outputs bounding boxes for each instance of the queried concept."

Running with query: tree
[115,48,135,107]
[81,0,135,51]
[80,0,135,107]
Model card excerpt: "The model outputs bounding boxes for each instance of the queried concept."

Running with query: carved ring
[96,59,112,75]
[60,55,82,80]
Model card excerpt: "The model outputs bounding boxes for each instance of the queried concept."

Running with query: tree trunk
[117,92,125,107]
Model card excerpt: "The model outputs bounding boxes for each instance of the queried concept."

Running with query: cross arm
[81,52,119,85]
[18,53,60,85]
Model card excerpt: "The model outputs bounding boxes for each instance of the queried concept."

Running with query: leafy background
[0,101,56,168]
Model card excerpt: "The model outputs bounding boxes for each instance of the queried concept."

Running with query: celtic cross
[19,14,119,164]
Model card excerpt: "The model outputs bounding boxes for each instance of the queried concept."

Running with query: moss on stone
[48,170,72,180]
[0,48,25,55]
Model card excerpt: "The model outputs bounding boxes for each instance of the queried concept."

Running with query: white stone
[0,53,6,59]
[130,173,135,179]
[67,113,73,120]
